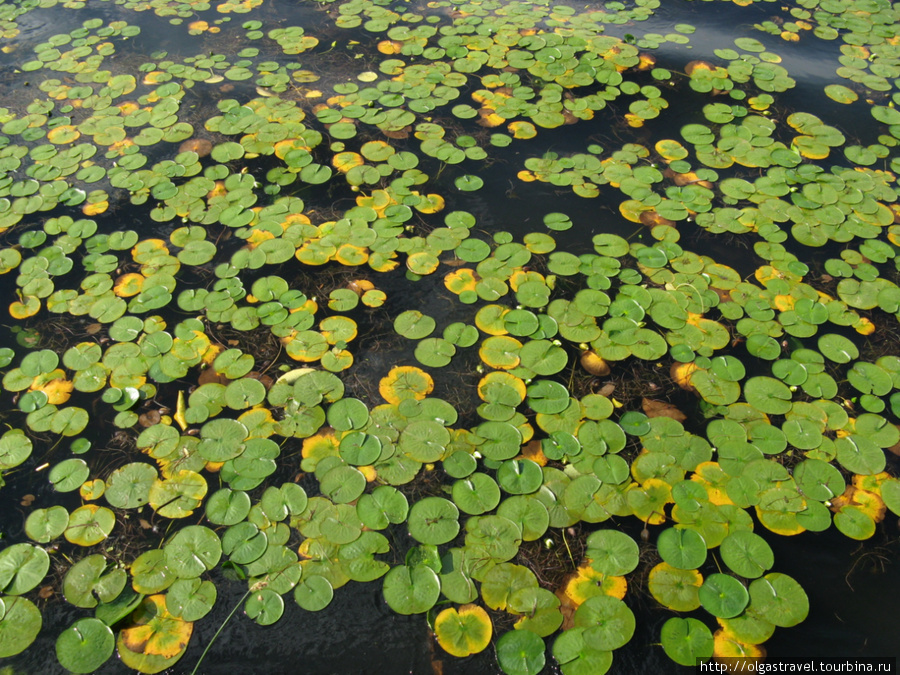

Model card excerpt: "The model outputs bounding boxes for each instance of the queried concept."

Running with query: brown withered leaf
[198,366,228,386]
[597,383,616,398]
[139,410,162,428]
[642,398,687,422]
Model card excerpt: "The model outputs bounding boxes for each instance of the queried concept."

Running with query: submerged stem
[561,528,576,568]
[190,583,260,675]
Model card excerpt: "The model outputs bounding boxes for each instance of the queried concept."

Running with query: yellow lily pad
[10,295,40,319]
[30,370,74,405]
[114,273,145,298]
[379,366,434,405]
[564,564,627,606]
[47,125,80,144]
[118,595,192,672]
[444,269,478,295]
[79,478,105,501]
[415,194,445,214]
[434,604,492,657]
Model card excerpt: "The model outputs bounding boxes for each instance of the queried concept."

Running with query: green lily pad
[49,458,90,492]
[355,485,408,530]
[552,627,612,675]
[743,377,793,415]
[327,398,369,431]
[0,544,49,596]
[495,628,546,675]
[585,530,640,576]
[497,459,543,495]
[818,333,859,363]
[748,573,808,627]
[660,617,713,667]
[222,523,267,566]
[63,554,125,608]
[25,505,69,543]
[656,527,707,570]
[166,578,217,622]
[395,310,436,339]
[455,175,484,191]
[382,564,440,615]
[649,562,702,611]
[64,505,116,546]
[319,465,366,504]
[0,596,41,657]
[294,575,334,612]
[453,473,501,515]
[720,531,774,579]
[574,594,635,651]
[55,617,115,673]
[224,378,267,410]
[698,573,748,619]
[544,212,573,232]
[408,497,460,545]
[245,588,284,626]
[105,462,157,509]
[164,525,222,579]
[205,488,252,526]
[0,429,33,470]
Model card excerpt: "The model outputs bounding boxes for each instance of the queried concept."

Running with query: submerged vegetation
[0,0,898,671]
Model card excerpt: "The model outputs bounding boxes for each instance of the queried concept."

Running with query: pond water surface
[0,0,899,673]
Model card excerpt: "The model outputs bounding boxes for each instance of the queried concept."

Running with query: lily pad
[660,617,713,667]
[0,596,41,657]
[55,617,115,673]
[495,628,545,675]
[0,544,49,595]
[720,531,774,579]
[747,573,808,627]
[656,527,707,570]
[585,530,640,576]
[434,604,492,657]
[408,497,460,545]
[382,564,440,615]
[698,573,749,619]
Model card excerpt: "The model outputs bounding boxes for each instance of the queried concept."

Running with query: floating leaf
[586,530,640,576]
[574,594,635,651]
[656,527,707,570]
[496,629,545,675]
[408,497,460,545]
[382,564,440,615]
[455,175,484,192]
[25,506,69,543]
[118,594,192,673]
[747,573,808,627]
[65,505,115,546]
[56,618,115,673]
[164,526,222,579]
[0,544,49,595]
[660,617,714,667]
[379,366,434,404]
[649,562,702,612]
[434,604,492,657]
[698,573,749,619]
[720,531,774,579]
[0,596,41,657]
